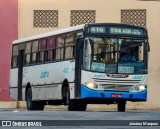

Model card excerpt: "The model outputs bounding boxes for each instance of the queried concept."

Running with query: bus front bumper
[81,85,147,101]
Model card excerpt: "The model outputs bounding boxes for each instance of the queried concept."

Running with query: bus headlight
[130,85,146,92]
[139,85,145,91]
[83,82,98,90]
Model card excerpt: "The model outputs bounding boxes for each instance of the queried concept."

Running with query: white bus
[10,23,149,112]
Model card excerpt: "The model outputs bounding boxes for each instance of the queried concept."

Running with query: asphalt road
[0,109,159,129]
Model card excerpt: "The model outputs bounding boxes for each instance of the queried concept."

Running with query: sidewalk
[0,101,17,109]
[0,101,117,110]
[0,101,159,110]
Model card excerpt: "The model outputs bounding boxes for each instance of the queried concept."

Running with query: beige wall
[18,0,160,109]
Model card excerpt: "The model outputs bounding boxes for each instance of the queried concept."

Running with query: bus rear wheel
[26,88,44,110]
[117,101,126,112]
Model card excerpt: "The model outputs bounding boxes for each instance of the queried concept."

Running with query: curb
[0,101,160,110]
[0,102,17,109]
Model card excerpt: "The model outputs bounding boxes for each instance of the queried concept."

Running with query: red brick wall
[0,0,18,100]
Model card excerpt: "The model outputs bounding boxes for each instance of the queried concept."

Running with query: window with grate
[34,10,58,28]
[121,9,146,26]
[70,10,96,26]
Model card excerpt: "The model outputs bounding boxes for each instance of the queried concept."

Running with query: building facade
[0,0,160,109]
[0,0,18,100]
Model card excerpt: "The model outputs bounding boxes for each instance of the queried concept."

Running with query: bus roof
[12,23,147,45]
[12,24,85,45]
[87,23,146,29]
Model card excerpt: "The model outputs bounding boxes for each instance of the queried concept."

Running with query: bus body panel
[10,61,75,101]
[10,69,18,88]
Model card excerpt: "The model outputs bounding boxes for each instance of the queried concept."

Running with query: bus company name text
[40,70,49,78]
[93,74,105,79]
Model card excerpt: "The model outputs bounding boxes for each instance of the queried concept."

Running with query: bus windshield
[83,37,148,74]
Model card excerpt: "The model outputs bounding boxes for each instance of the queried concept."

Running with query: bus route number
[90,26,105,33]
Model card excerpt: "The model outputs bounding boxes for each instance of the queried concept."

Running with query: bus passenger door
[75,38,84,98]
[18,50,24,100]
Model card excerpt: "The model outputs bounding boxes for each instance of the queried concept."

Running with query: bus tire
[26,88,44,110]
[77,101,87,111]
[67,89,76,111]
[26,88,35,110]
[117,101,126,112]
[62,85,68,105]
[68,99,76,111]
[37,101,45,110]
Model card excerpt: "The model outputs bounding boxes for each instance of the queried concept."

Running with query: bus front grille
[93,78,141,91]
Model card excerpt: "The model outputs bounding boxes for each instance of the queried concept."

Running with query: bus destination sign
[109,27,144,36]
[89,26,106,33]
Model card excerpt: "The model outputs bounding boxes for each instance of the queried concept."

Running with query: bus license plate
[112,94,122,98]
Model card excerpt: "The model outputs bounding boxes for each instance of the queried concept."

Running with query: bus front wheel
[67,89,87,111]
[117,101,126,112]
[68,99,87,111]
[76,101,87,111]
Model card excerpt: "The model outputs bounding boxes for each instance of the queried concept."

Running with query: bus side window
[12,45,19,68]
[76,30,83,39]
[56,35,65,60]
[31,40,38,64]
[25,42,31,65]
[38,39,47,63]
[65,32,75,59]
[47,36,56,62]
